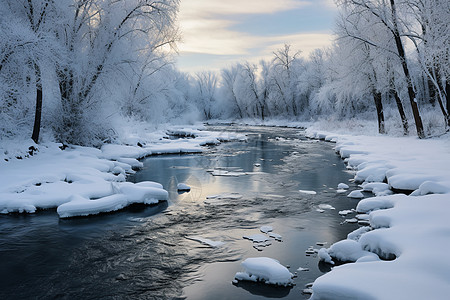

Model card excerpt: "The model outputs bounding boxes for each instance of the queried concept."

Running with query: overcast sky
[176,0,337,73]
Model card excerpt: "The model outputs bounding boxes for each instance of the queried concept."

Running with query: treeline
[0,0,194,146]
[1,0,448,145]
[192,0,449,138]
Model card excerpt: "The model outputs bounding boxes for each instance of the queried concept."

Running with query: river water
[0,125,361,299]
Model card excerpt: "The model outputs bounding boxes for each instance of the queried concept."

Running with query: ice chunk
[299,189,317,195]
[338,183,349,189]
[260,225,273,233]
[339,209,354,216]
[177,183,191,191]
[269,232,282,241]
[234,257,294,286]
[318,204,335,210]
[297,267,310,272]
[347,190,365,199]
[243,233,272,243]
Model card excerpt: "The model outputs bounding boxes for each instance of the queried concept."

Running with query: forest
[0,0,449,146]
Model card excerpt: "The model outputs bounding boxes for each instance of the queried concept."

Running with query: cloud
[177,0,336,72]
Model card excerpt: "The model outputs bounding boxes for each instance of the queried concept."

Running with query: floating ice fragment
[269,232,282,241]
[244,233,272,243]
[177,183,191,191]
[299,189,317,195]
[260,225,273,233]
[318,204,335,210]
[339,209,354,216]
[234,257,294,286]
[338,183,349,189]
[347,190,365,199]
[297,267,310,272]
[336,189,347,193]
[316,209,325,213]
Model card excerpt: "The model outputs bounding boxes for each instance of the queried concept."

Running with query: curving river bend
[0,125,361,299]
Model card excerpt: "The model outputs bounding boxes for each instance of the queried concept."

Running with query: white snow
[347,190,365,199]
[234,257,294,286]
[0,125,237,217]
[307,130,450,299]
[337,183,349,189]
[299,189,317,195]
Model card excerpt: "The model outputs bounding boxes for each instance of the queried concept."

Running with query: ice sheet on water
[206,193,243,200]
[234,257,294,286]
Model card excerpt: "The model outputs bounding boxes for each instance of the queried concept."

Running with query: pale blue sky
[176,0,337,73]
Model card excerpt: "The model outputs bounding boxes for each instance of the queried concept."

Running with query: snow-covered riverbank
[305,129,450,299]
[0,125,245,217]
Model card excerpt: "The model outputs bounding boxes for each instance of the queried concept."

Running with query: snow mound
[177,183,191,191]
[234,257,294,286]
[57,182,168,218]
[347,190,365,199]
[338,183,349,189]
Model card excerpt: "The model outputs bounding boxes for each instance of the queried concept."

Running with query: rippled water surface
[0,125,361,299]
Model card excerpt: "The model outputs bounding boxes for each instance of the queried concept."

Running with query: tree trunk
[392,89,409,135]
[31,64,42,144]
[390,0,425,138]
[373,89,385,134]
[446,81,450,127]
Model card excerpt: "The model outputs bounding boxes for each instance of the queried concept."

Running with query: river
[0,125,361,299]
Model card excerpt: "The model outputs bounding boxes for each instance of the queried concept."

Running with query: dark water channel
[0,125,361,299]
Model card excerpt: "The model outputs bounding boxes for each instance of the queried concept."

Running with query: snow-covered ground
[306,129,450,299]
[0,125,245,217]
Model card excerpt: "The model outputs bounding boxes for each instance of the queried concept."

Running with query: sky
[176,0,338,73]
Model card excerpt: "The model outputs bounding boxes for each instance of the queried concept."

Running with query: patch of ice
[299,189,317,195]
[338,183,349,189]
[339,209,354,216]
[347,190,365,199]
[234,257,294,286]
[297,267,310,272]
[244,233,272,243]
[260,225,273,233]
[318,204,335,210]
[268,232,282,241]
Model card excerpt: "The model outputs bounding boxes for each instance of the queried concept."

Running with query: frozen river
[0,125,361,299]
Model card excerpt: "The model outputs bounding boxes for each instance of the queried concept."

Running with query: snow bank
[306,129,450,299]
[0,124,237,217]
[234,257,294,286]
